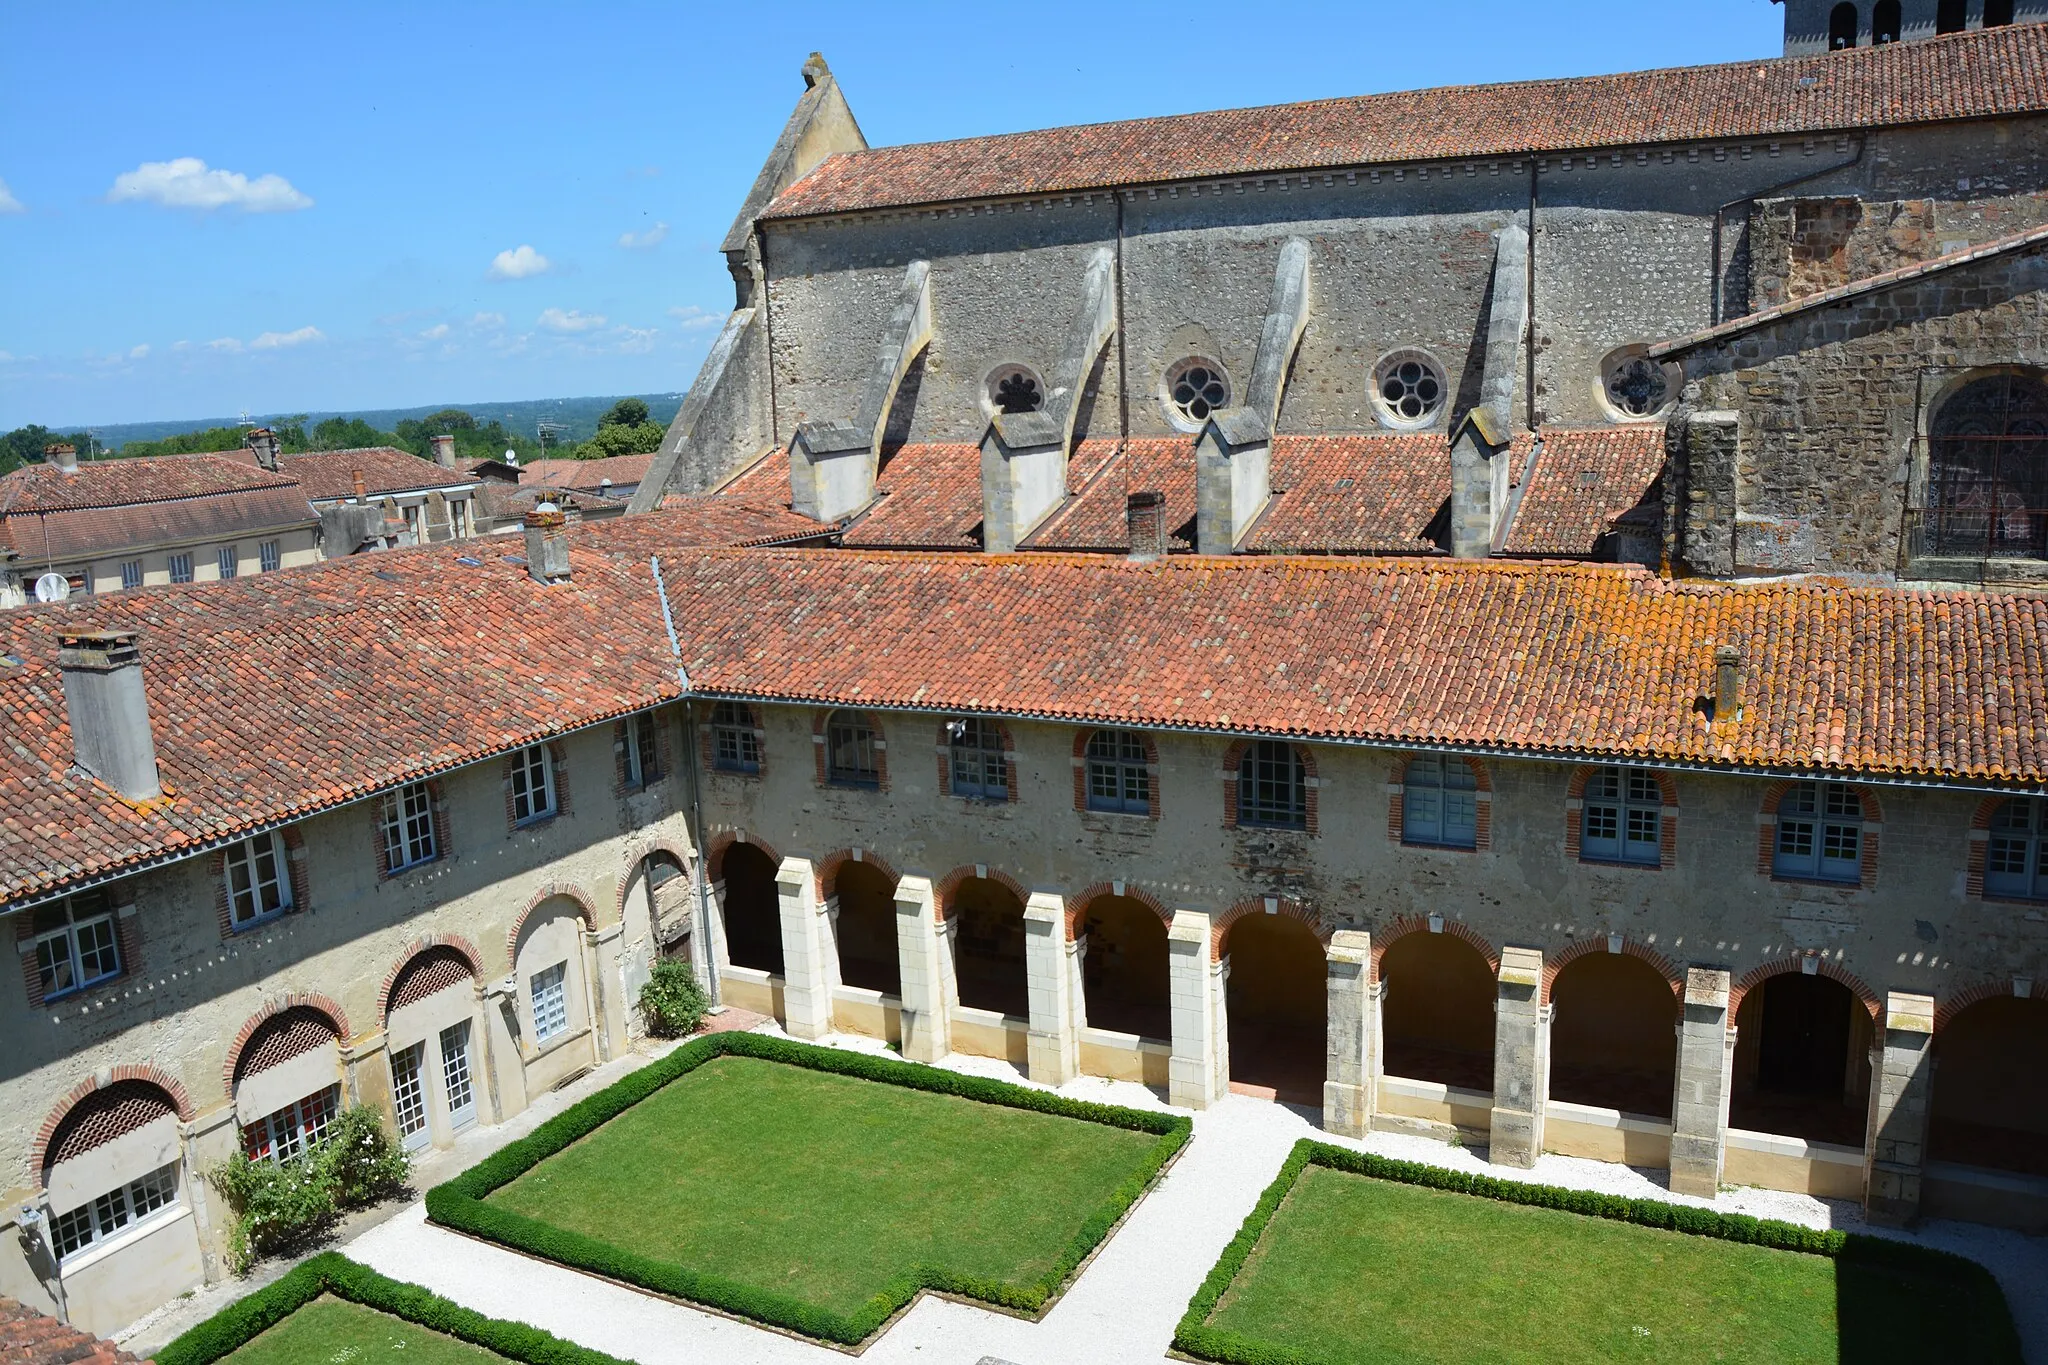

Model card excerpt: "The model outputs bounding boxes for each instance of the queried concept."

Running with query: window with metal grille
[511,745,555,824]
[826,710,879,788]
[390,1042,428,1145]
[381,781,437,872]
[49,1163,179,1260]
[168,553,193,584]
[440,1021,475,1127]
[1986,798,2048,899]
[1086,729,1151,814]
[120,560,142,590]
[531,962,569,1042]
[31,889,121,1001]
[1581,766,1663,866]
[1403,755,1478,848]
[625,712,661,788]
[224,831,293,930]
[1238,740,1307,830]
[242,1084,339,1163]
[1774,782,1863,882]
[948,718,1006,800]
[1923,372,2048,559]
[217,546,238,580]
[259,540,281,572]
[710,701,760,773]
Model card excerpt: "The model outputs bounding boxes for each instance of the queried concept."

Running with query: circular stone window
[984,363,1046,417]
[1371,349,1447,429]
[1162,358,1230,432]
[1599,345,1679,421]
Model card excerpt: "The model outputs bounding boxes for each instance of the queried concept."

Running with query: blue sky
[0,0,1785,429]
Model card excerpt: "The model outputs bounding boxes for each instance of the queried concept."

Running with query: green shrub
[208,1107,410,1274]
[637,958,709,1038]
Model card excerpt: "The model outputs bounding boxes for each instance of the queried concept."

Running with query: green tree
[309,416,403,451]
[600,397,650,428]
[573,420,664,459]
[422,408,477,432]
[0,424,93,471]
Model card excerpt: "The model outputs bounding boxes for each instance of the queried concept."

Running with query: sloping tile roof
[2,489,320,565]
[270,448,475,501]
[594,497,828,550]
[718,442,993,548]
[1498,425,1666,557]
[1250,433,1474,555]
[764,26,2048,219]
[0,455,297,514]
[0,1296,146,1363]
[1025,439,1196,552]
[520,454,658,492]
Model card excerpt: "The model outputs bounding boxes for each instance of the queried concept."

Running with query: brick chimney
[1715,645,1743,721]
[430,434,457,469]
[1127,490,1166,563]
[44,443,78,475]
[245,427,281,472]
[352,470,368,503]
[56,630,162,802]
[523,502,571,584]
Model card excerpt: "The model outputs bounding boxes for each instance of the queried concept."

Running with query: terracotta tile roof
[1025,439,1195,552]
[1,489,320,565]
[269,448,475,501]
[1498,425,1666,557]
[0,1296,146,1363]
[717,442,992,548]
[764,27,2048,219]
[0,455,297,514]
[1251,434,1472,555]
[591,497,828,550]
[520,454,658,492]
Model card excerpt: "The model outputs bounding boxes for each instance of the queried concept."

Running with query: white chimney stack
[524,502,571,584]
[45,444,79,475]
[431,434,457,469]
[57,630,162,802]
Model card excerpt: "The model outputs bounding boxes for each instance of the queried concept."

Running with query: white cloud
[488,245,551,280]
[618,221,669,250]
[667,304,721,331]
[538,307,606,333]
[612,326,659,354]
[468,311,506,329]
[107,157,311,212]
[207,337,243,353]
[128,343,150,360]
[250,325,324,350]
[0,178,22,214]
[420,323,450,340]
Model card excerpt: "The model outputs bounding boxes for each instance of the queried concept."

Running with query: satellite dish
[33,573,69,603]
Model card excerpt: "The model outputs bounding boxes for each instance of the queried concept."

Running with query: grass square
[221,1296,510,1364]
[1192,1164,2018,1364]
[482,1053,1166,1323]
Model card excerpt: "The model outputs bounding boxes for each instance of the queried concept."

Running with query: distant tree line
[571,398,665,460]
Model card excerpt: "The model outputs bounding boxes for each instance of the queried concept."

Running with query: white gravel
[337,1026,2047,1364]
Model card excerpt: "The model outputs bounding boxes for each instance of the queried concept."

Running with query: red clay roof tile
[1498,425,1666,557]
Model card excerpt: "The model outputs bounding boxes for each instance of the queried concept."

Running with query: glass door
[439,1021,476,1132]
[391,1042,430,1152]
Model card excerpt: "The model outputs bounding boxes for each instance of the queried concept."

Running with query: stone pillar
[1323,930,1377,1137]
[588,920,628,1061]
[893,876,951,1064]
[483,978,529,1120]
[1489,945,1548,1168]
[1023,893,1080,1085]
[1213,953,1233,1096]
[1167,910,1222,1109]
[776,857,834,1041]
[1864,990,1937,1228]
[1668,967,1736,1198]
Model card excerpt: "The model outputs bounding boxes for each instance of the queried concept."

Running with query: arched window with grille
[1237,740,1307,830]
[947,717,1007,800]
[1986,798,2048,899]
[1403,755,1478,849]
[1773,782,1864,882]
[1085,729,1151,814]
[825,710,880,788]
[1580,766,1663,866]
[1923,371,2048,560]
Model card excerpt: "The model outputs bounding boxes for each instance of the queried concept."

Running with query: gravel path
[336,1028,2045,1364]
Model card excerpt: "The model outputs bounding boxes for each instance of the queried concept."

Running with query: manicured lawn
[222,1296,507,1364]
[1200,1166,2016,1365]
[485,1054,1162,1320]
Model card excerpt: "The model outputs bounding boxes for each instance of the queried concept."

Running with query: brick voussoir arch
[1211,896,1329,961]
[506,881,599,964]
[1730,953,1883,1023]
[376,934,485,1020]
[615,835,697,920]
[705,829,784,885]
[1063,880,1175,940]
[814,847,903,901]
[1370,913,1501,983]
[1540,934,1684,1004]
[32,1066,196,1184]
[1935,975,2048,1030]
[224,993,351,1093]
[932,864,1033,922]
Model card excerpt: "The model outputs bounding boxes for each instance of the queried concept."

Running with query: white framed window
[1403,755,1478,849]
[1581,766,1663,866]
[826,711,880,788]
[1774,781,1863,883]
[510,745,555,824]
[30,890,121,1001]
[451,500,471,540]
[391,1042,429,1149]
[380,781,437,872]
[119,560,143,591]
[948,717,1007,800]
[402,504,423,542]
[530,962,569,1043]
[1086,728,1150,815]
[440,1021,476,1129]
[625,713,661,788]
[1987,797,2048,899]
[242,1084,339,1163]
[1238,740,1307,830]
[49,1163,180,1261]
[710,701,761,773]
[168,553,194,584]
[224,831,293,930]
[258,540,281,573]
[217,546,238,580]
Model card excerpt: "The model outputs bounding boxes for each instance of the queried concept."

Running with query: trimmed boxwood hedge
[426,1029,1190,1345]
[1173,1139,2022,1365]
[153,1251,631,1365]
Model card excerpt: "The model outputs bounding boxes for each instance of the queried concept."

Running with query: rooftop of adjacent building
[0,1296,148,1364]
